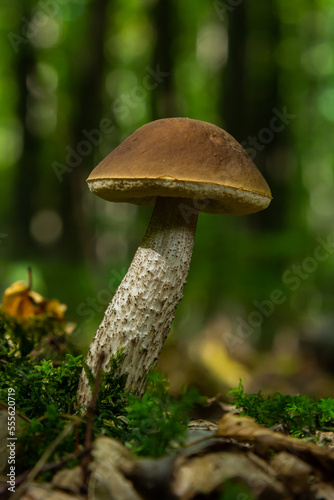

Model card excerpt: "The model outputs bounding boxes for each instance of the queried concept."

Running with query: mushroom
[76,117,272,407]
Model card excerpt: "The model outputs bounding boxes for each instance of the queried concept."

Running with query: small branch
[80,352,105,494]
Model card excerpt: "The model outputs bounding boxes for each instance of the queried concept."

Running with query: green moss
[0,309,203,477]
[125,372,204,457]
[229,380,334,438]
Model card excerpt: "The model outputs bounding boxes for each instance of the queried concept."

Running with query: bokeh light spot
[30,16,60,49]
[196,23,228,69]
[0,120,23,168]
[317,87,334,122]
[30,209,63,245]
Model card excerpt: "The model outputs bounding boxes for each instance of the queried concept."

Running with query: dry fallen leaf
[270,451,314,495]
[194,338,250,388]
[90,437,143,500]
[310,482,334,500]
[172,451,287,500]
[19,484,83,500]
[1,280,66,320]
[217,413,334,475]
[51,466,83,496]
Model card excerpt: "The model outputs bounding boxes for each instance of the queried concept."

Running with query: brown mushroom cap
[87,117,272,215]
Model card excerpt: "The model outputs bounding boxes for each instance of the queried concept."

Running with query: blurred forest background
[1,0,334,399]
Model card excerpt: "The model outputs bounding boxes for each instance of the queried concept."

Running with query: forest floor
[7,410,334,500]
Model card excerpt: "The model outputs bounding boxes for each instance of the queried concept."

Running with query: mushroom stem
[76,197,199,407]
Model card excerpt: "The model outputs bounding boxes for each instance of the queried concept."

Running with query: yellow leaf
[45,299,67,318]
[193,338,249,388]
[1,280,66,320]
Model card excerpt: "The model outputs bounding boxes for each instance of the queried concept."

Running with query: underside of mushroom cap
[87,117,272,215]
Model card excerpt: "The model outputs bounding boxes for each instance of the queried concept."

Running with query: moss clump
[125,373,204,457]
[229,380,334,438]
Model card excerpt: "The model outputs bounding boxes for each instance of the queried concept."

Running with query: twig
[80,352,105,494]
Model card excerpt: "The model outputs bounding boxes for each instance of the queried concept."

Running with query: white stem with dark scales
[76,197,199,408]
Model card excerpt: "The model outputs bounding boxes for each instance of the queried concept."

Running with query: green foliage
[17,405,78,473]
[125,372,204,457]
[0,311,203,476]
[229,380,334,438]
[93,367,204,457]
[0,311,87,472]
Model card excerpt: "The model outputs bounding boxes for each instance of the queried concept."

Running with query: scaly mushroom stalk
[76,196,198,407]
